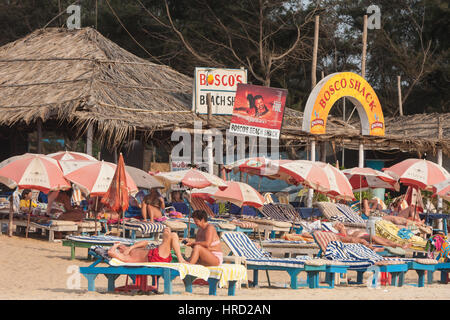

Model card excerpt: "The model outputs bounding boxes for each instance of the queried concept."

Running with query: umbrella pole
[25,198,32,238]
[8,195,13,237]
[94,196,98,236]
[187,192,192,237]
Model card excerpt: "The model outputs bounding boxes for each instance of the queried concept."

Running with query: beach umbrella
[64,160,138,197]
[125,165,164,190]
[342,167,400,191]
[101,153,129,236]
[0,153,70,193]
[383,158,450,191]
[212,181,265,209]
[224,157,274,176]
[432,179,450,201]
[269,160,329,189]
[189,186,219,204]
[154,168,228,190]
[314,162,355,201]
[47,151,97,161]
[0,153,71,237]
[154,169,227,234]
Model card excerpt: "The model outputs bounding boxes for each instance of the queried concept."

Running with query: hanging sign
[193,67,247,115]
[229,83,288,139]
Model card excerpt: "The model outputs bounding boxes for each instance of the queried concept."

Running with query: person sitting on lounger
[332,222,411,250]
[362,197,384,217]
[141,188,165,222]
[19,189,39,215]
[183,209,222,266]
[107,227,186,263]
[46,189,85,221]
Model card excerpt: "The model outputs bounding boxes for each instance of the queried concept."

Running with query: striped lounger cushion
[336,204,366,224]
[323,241,413,269]
[124,219,165,234]
[315,202,345,220]
[66,235,136,245]
[221,231,311,268]
[312,231,341,252]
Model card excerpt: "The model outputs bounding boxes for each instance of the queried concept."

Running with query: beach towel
[207,264,248,288]
[335,204,366,224]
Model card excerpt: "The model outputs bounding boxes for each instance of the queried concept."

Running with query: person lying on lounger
[332,222,412,250]
[182,209,223,266]
[107,227,187,263]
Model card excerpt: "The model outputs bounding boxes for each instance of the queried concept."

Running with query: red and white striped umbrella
[212,181,265,209]
[155,168,228,190]
[224,157,273,176]
[190,186,219,204]
[432,179,450,201]
[64,160,138,197]
[270,160,329,188]
[342,167,399,191]
[383,158,450,191]
[0,153,70,193]
[315,162,355,201]
[47,151,97,161]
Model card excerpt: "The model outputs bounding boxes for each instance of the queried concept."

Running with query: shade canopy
[47,151,97,161]
[212,181,265,209]
[342,167,399,191]
[383,158,450,191]
[0,153,70,193]
[155,169,228,190]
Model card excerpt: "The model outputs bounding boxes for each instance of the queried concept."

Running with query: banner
[193,67,247,115]
[229,84,288,139]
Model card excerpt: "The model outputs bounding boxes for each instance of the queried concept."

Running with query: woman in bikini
[333,222,411,250]
[141,189,165,222]
[183,209,222,266]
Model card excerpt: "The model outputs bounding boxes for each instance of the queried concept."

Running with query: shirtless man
[333,222,411,250]
[183,210,222,266]
[108,227,187,263]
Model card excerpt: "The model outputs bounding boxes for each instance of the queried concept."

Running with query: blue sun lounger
[221,231,350,289]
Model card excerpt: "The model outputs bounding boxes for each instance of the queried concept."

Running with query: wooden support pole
[361,15,368,78]
[307,140,316,208]
[86,123,93,156]
[37,119,42,154]
[437,116,443,213]
[359,143,364,168]
[206,93,214,174]
[397,75,403,116]
[311,15,319,89]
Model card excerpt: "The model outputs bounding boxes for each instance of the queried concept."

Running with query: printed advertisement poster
[193,67,247,115]
[229,83,288,139]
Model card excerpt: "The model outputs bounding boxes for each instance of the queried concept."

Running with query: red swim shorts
[147,247,172,263]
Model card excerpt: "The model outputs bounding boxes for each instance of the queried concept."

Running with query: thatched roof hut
[0,27,448,159]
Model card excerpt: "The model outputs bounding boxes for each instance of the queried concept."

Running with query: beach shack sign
[302,72,385,136]
[193,67,247,115]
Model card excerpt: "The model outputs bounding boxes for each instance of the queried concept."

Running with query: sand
[1,234,449,300]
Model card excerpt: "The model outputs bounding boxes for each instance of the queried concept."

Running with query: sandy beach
[1,234,449,300]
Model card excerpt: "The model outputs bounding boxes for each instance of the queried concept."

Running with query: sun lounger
[62,235,155,260]
[80,247,245,296]
[122,219,166,239]
[259,239,319,258]
[315,202,366,228]
[0,218,78,241]
[221,231,350,289]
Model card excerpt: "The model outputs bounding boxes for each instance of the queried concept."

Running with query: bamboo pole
[361,15,368,78]
[8,194,13,237]
[37,119,42,154]
[86,123,93,156]
[311,15,319,90]
[397,75,403,116]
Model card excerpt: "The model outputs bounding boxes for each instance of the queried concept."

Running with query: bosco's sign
[193,67,247,115]
[302,72,385,136]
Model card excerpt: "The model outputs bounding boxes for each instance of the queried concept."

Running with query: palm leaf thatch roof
[0,27,198,144]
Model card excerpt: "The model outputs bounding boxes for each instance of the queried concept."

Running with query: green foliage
[0,0,448,116]
[354,189,374,201]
